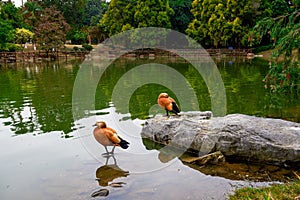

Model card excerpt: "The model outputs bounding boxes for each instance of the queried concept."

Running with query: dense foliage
[99,0,174,36]
[0,2,21,51]
[40,0,86,29]
[0,0,299,94]
[14,28,34,46]
[0,17,15,51]
[186,0,265,48]
[99,0,133,36]
[21,0,42,30]
[169,0,193,33]
[0,0,297,48]
[34,6,70,53]
[254,9,300,93]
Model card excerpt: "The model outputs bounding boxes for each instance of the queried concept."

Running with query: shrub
[0,43,23,52]
[252,45,273,53]
[82,43,93,51]
[263,61,300,93]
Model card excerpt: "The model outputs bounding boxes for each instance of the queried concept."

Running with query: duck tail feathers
[118,136,129,149]
[172,102,180,114]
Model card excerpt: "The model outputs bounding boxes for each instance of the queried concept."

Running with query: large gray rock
[141,111,300,166]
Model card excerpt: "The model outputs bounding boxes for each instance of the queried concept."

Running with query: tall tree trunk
[88,34,91,45]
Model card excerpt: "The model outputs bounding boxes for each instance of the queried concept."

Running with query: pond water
[0,57,299,200]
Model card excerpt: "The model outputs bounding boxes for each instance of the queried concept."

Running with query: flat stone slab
[181,151,225,165]
[141,111,300,166]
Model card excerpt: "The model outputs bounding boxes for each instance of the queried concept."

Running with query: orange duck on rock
[157,93,180,117]
[93,121,129,156]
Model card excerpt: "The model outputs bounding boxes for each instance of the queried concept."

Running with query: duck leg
[104,154,116,165]
[102,146,110,157]
[110,146,116,155]
[165,109,169,117]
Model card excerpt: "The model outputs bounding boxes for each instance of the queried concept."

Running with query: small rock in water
[91,188,109,198]
[109,182,126,188]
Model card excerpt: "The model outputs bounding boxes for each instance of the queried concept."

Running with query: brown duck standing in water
[157,93,180,117]
[93,121,129,156]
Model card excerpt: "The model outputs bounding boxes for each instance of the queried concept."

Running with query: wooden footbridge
[0,48,253,63]
[0,50,88,63]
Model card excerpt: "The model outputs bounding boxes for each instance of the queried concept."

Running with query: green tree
[0,2,21,51]
[88,25,106,44]
[270,0,292,17]
[99,0,134,36]
[83,0,108,26]
[41,0,86,29]
[254,10,300,93]
[34,6,70,53]
[134,0,174,28]
[37,0,87,44]
[186,0,222,47]
[252,0,272,20]
[14,28,34,46]
[21,0,43,30]
[0,1,23,28]
[186,0,263,47]
[69,29,88,44]
[0,18,14,51]
[207,3,228,47]
[169,0,193,33]
[100,0,174,37]
[79,0,108,44]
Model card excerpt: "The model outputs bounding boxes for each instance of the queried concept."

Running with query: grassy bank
[229,179,300,200]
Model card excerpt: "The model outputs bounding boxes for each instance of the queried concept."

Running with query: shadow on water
[91,155,129,198]
[142,138,300,183]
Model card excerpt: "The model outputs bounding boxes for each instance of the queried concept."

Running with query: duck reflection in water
[93,121,130,156]
[96,155,129,187]
[91,154,129,198]
[158,151,177,163]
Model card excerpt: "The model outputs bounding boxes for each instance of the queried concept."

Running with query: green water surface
[0,57,299,200]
